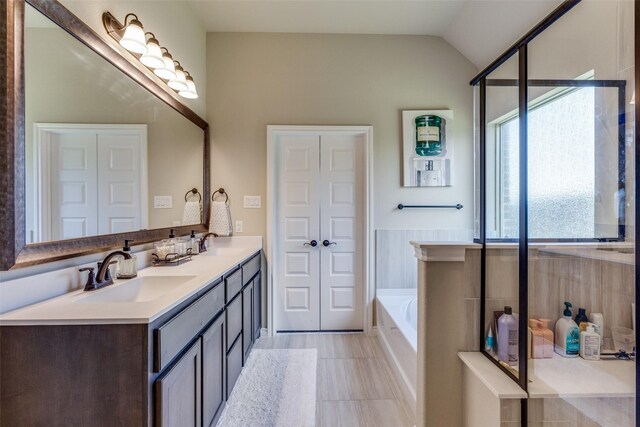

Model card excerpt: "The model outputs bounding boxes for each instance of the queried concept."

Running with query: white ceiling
[187,0,562,70]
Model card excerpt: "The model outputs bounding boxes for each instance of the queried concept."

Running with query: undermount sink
[200,247,247,257]
[77,276,197,303]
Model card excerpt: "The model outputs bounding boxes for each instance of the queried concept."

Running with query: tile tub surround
[375,229,474,290]
[0,237,262,324]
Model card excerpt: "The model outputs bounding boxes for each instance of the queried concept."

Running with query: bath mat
[217,349,317,427]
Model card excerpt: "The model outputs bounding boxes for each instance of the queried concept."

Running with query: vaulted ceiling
[187,0,561,69]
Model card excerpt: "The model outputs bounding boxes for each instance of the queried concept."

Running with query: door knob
[322,240,337,247]
[303,240,318,247]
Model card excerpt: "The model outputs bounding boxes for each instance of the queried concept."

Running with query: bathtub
[376,288,417,414]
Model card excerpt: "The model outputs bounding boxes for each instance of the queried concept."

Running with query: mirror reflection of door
[33,123,148,242]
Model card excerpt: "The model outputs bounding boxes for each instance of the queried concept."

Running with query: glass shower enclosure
[473,0,637,424]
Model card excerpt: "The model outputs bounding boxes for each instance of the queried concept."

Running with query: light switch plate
[243,196,261,209]
[154,195,173,209]
[235,220,243,233]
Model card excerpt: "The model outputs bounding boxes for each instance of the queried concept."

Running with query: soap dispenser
[117,240,137,279]
[190,230,200,255]
[555,302,579,358]
[579,323,601,360]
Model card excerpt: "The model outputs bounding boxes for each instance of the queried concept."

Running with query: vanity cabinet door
[242,280,254,363]
[226,335,243,399]
[155,340,202,427]
[202,315,225,427]
[253,274,261,340]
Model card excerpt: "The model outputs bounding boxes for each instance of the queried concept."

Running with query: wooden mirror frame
[0,0,210,270]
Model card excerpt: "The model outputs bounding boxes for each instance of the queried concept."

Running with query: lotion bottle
[591,313,604,350]
[555,301,580,358]
[580,323,601,360]
[497,306,518,366]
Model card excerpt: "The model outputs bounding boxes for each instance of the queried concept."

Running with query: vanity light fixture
[179,72,199,99]
[103,11,198,100]
[139,33,164,69]
[168,61,189,92]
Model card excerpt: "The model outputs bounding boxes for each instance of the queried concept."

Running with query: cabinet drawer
[241,253,260,285]
[225,268,242,303]
[226,335,243,399]
[226,295,242,352]
[155,282,224,372]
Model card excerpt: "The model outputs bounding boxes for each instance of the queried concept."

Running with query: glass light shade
[119,19,147,54]
[179,77,198,99]
[140,37,164,69]
[168,64,188,91]
[154,52,177,80]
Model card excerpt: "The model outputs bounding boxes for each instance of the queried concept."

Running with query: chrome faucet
[80,250,131,291]
[199,232,219,252]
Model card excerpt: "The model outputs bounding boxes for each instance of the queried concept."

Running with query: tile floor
[254,333,415,427]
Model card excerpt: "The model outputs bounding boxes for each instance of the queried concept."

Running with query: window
[497,87,597,239]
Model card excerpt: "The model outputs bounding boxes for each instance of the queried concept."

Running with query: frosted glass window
[499,87,596,239]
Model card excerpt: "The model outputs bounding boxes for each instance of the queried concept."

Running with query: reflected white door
[37,124,147,241]
[97,133,145,234]
[49,132,99,240]
[275,130,364,332]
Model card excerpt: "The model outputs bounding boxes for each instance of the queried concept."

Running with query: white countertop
[528,353,635,398]
[0,245,261,326]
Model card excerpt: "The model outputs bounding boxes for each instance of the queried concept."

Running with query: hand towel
[209,200,232,236]
[182,200,202,226]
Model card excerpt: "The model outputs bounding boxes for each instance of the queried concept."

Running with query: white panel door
[319,133,364,330]
[97,133,144,234]
[276,134,321,331]
[49,132,98,240]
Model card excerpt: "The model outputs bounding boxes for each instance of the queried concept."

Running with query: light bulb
[179,75,198,99]
[168,63,188,91]
[140,35,164,69]
[119,17,147,54]
[154,50,177,80]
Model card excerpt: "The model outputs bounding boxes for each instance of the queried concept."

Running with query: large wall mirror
[0,0,210,270]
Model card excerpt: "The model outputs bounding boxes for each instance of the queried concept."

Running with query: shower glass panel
[482,53,522,382]
[526,0,635,424]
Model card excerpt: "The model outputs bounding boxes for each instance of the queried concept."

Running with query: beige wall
[206,33,478,236]
[25,27,203,240]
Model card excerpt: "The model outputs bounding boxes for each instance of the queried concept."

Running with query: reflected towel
[209,201,232,236]
[182,200,202,226]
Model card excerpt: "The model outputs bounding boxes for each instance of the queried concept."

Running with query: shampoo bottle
[529,319,544,359]
[575,308,589,332]
[538,319,555,358]
[579,323,601,360]
[497,306,518,366]
[555,302,580,358]
[116,239,137,279]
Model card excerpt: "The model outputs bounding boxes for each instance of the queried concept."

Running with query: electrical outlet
[243,196,261,209]
[235,220,243,233]
[154,195,173,209]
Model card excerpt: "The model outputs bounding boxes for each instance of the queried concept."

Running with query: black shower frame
[470,0,638,424]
